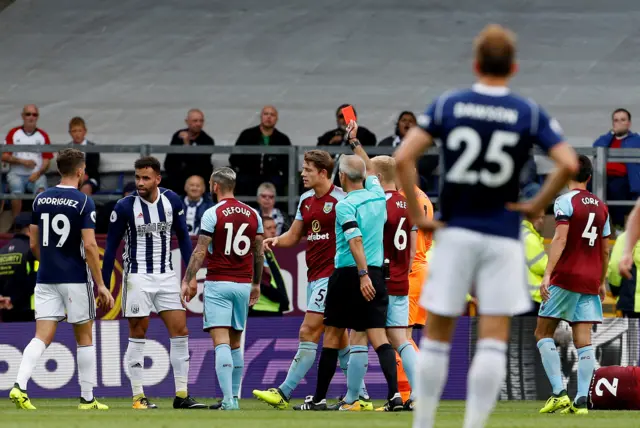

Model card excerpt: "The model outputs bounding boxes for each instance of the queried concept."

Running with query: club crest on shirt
[323,202,334,214]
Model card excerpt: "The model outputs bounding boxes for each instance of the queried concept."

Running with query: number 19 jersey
[32,185,96,284]
[551,189,610,295]
[419,83,564,239]
[200,198,264,283]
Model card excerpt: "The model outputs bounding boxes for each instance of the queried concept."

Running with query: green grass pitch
[0,398,637,428]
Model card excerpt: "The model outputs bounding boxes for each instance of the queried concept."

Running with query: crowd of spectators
[2,103,638,238]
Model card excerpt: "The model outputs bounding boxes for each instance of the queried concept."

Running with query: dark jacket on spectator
[378,135,401,147]
[317,126,376,147]
[164,129,214,193]
[229,126,291,178]
[68,141,100,191]
[593,131,640,193]
[183,196,214,235]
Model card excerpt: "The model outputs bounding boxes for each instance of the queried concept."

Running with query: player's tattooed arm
[252,235,265,284]
[183,234,211,283]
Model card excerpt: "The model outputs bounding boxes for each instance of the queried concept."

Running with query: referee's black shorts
[324,266,388,332]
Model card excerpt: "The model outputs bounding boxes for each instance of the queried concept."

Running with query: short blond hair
[371,156,396,185]
[474,24,517,77]
[257,182,276,197]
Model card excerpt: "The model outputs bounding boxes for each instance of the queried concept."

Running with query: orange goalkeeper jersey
[401,186,433,273]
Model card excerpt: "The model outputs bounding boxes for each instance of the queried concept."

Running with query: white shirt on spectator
[4,127,53,175]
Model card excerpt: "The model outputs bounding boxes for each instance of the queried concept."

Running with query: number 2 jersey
[384,190,413,296]
[589,365,640,410]
[551,189,610,295]
[418,83,564,239]
[32,185,96,284]
[200,198,263,283]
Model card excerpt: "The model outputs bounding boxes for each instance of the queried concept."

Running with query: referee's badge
[323,202,334,214]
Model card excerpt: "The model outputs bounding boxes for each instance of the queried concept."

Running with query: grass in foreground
[0,398,637,428]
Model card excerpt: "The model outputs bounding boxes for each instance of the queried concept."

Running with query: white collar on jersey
[139,189,161,206]
[56,185,76,189]
[472,83,510,96]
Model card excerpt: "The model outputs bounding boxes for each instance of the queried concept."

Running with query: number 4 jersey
[551,189,610,295]
[418,83,564,239]
[200,198,263,282]
[32,185,96,284]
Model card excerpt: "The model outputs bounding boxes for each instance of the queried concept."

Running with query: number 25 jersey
[200,198,264,283]
[551,189,610,295]
[32,185,96,284]
[419,83,564,239]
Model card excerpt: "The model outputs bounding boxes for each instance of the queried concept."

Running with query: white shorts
[122,272,184,318]
[35,282,95,324]
[421,227,532,317]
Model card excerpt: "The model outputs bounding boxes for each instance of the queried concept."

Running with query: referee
[297,121,402,412]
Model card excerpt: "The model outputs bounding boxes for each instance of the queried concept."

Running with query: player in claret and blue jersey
[101,156,206,410]
[180,167,264,411]
[536,155,610,415]
[10,149,114,410]
[395,24,579,428]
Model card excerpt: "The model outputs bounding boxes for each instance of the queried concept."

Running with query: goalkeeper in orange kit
[398,184,434,406]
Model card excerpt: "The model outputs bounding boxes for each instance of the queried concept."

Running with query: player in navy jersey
[10,149,114,410]
[101,157,206,410]
[536,155,610,415]
[180,167,264,410]
[395,25,579,428]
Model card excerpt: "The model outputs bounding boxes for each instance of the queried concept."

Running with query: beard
[614,130,628,138]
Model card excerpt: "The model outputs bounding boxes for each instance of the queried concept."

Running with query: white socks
[16,338,46,390]
[413,338,451,428]
[463,339,507,428]
[77,345,96,401]
[127,338,146,397]
[170,336,189,396]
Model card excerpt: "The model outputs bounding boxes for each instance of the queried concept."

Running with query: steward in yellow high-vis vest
[608,232,640,317]
[521,215,547,308]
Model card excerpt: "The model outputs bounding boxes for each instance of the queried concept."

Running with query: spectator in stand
[256,182,288,235]
[164,108,214,195]
[182,175,213,236]
[378,111,416,148]
[0,213,37,322]
[317,104,376,148]
[249,216,290,317]
[2,105,52,218]
[379,111,435,192]
[593,108,640,228]
[229,105,291,196]
[95,182,136,234]
[68,117,100,195]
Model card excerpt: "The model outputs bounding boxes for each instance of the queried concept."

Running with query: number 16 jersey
[200,198,263,283]
[551,189,610,295]
[31,185,96,284]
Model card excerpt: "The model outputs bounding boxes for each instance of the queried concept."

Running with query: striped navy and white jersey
[101,187,192,281]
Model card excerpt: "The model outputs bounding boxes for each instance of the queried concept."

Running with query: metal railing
[0,144,637,214]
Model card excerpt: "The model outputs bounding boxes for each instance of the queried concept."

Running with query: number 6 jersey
[551,189,610,295]
[31,185,96,284]
[200,198,263,283]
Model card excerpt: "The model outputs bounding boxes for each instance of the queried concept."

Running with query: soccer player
[395,24,579,428]
[296,129,402,412]
[180,167,264,410]
[101,156,205,409]
[589,366,640,410]
[253,150,369,409]
[536,155,610,415]
[9,148,114,410]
